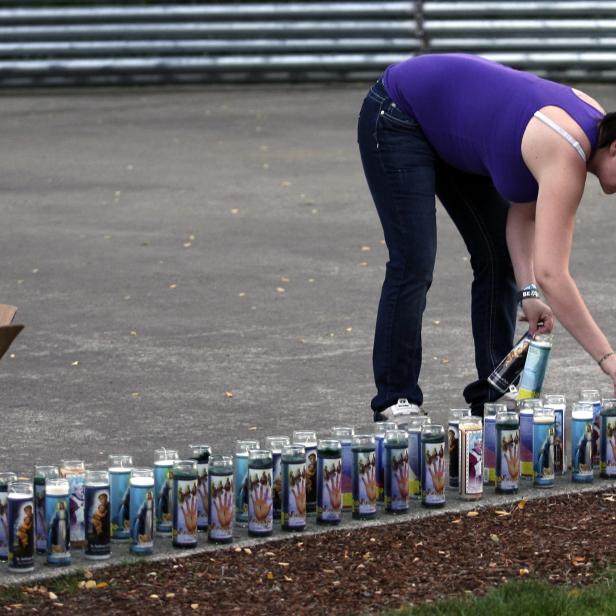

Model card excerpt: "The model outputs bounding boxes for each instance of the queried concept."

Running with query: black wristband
[517,284,539,304]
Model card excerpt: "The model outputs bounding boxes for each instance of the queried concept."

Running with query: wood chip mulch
[2,490,616,614]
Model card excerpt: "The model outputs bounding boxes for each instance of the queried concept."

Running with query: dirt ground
[1,489,615,614]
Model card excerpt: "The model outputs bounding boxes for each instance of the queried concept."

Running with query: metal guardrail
[1,1,616,86]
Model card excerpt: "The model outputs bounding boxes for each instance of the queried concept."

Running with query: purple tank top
[383,54,603,202]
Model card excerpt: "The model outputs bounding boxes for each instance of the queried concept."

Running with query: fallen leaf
[183,242,192,248]
[519,568,530,576]
[48,592,58,601]
[359,262,368,267]
[441,358,449,364]
[361,245,371,252]
[495,509,511,517]
[96,582,108,589]
[603,495,616,502]
[283,575,293,582]
[516,499,527,510]
[466,511,479,517]
[266,572,274,580]
[308,278,315,283]
[248,426,257,431]
[276,287,285,293]
[71,361,79,366]
[85,581,97,590]
[238,292,246,297]
[280,276,290,283]
[243,548,252,555]
[490,534,499,544]
[169,283,177,289]
[278,562,289,567]
[451,518,461,524]
[432,320,441,325]
[166,593,176,599]
[224,391,233,398]
[131,392,140,398]
[130,331,137,336]
[191,604,200,610]
[346,327,353,332]
[230,208,239,215]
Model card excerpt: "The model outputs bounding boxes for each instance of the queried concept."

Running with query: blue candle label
[317,457,342,522]
[385,446,410,511]
[601,416,616,477]
[281,463,306,528]
[234,456,249,523]
[422,441,446,505]
[375,435,385,502]
[110,470,131,540]
[8,496,34,570]
[154,464,173,532]
[533,422,555,486]
[173,479,198,546]
[34,484,47,553]
[45,493,71,565]
[572,418,594,481]
[85,485,111,557]
[209,474,234,541]
[130,485,155,554]
[195,463,209,530]
[496,429,520,492]
[248,469,273,534]
[352,451,378,515]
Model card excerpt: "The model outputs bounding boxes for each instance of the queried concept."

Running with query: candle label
[601,416,616,477]
[352,450,378,515]
[66,474,86,545]
[173,479,198,546]
[592,402,602,466]
[209,473,234,542]
[154,464,173,533]
[447,422,460,488]
[0,490,8,560]
[519,412,534,478]
[340,442,353,510]
[305,446,318,513]
[533,421,555,486]
[8,495,34,570]
[483,417,496,485]
[375,435,385,502]
[272,452,282,520]
[248,468,273,534]
[317,457,342,522]
[110,470,131,540]
[195,462,209,530]
[384,446,410,512]
[461,428,484,496]
[496,428,520,493]
[553,408,566,475]
[408,432,421,498]
[130,483,155,554]
[281,462,306,529]
[34,483,47,553]
[234,456,249,523]
[85,485,111,557]
[421,440,446,505]
[572,417,594,481]
[45,493,71,565]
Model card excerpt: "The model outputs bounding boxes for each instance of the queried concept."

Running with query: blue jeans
[358,80,517,415]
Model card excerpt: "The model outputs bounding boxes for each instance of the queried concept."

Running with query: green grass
[390,575,616,616]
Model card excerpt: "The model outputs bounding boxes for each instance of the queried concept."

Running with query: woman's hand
[519,298,554,336]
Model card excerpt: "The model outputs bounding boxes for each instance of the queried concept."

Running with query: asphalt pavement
[2,81,616,472]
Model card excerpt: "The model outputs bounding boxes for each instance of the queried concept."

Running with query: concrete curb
[2,476,615,586]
